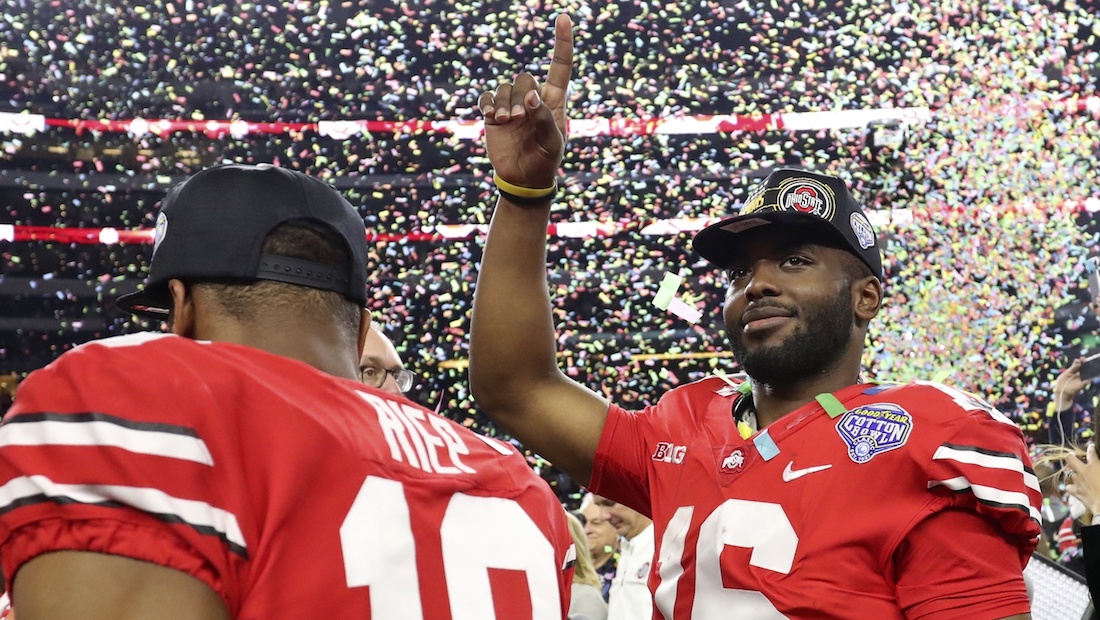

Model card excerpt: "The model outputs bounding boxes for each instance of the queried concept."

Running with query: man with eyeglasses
[359,324,415,396]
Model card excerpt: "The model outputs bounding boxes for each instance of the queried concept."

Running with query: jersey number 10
[340,475,563,619]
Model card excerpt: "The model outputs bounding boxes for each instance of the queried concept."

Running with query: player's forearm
[470,197,561,410]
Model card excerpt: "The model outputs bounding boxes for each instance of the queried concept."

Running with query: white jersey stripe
[933,445,1040,493]
[0,420,214,466]
[0,475,247,553]
[563,543,577,569]
[915,381,1016,426]
[474,433,513,456]
[928,475,1041,523]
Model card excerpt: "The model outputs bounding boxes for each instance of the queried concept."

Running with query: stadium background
[2,0,1100,508]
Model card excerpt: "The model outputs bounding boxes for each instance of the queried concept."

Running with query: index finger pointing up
[546,14,573,93]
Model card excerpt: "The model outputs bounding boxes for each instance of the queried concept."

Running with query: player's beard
[725,286,853,387]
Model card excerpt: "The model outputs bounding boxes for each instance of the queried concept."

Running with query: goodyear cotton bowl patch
[835,403,913,464]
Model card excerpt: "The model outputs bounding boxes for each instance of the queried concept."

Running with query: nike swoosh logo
[782,461,832,482]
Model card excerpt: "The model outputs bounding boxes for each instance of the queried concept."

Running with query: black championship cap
[117,163,369,319]
[692,168,883,279]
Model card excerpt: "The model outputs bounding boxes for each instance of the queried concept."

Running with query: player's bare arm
[469,14,609,485]
[13,551,230,620]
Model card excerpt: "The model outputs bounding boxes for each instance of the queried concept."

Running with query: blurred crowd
[3,0,1100,502]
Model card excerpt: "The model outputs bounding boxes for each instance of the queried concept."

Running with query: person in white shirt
[593,495,653,620]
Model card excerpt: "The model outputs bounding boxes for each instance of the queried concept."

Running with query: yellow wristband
[493,172,557,198]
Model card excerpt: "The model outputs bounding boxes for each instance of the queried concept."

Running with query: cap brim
[692,211,849,268]
[116,285,173,321]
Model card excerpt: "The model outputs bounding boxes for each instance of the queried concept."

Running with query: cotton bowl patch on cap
[117,163,369,319]
[692,168,883,279]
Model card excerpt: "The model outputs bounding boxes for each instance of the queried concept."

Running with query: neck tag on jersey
[816,393,847,418]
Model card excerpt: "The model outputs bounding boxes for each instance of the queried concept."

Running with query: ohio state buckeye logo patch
[776,177,836,221]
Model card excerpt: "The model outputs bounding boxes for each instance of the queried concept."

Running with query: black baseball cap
[117,163,369,319]
[692,168,883,279]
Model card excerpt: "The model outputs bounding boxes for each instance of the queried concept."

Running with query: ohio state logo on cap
[776,177,836,221]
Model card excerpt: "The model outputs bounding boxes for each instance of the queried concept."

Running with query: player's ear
[854,276,882,323]
[167,279,196,338]
[357,309,372,359]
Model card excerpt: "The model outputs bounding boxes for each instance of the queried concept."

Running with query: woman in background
[565,511,608,620]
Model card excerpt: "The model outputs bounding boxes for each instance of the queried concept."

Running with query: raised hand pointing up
[478,14,573,199]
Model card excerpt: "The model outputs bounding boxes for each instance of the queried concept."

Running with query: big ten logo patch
[652,442,687,464]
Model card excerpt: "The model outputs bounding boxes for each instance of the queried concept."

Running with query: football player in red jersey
[470,15,1040,619]
[0,164,574,619]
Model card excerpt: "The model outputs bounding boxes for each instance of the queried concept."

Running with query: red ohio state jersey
[590,377,1041,619]
[0,333,573,619]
